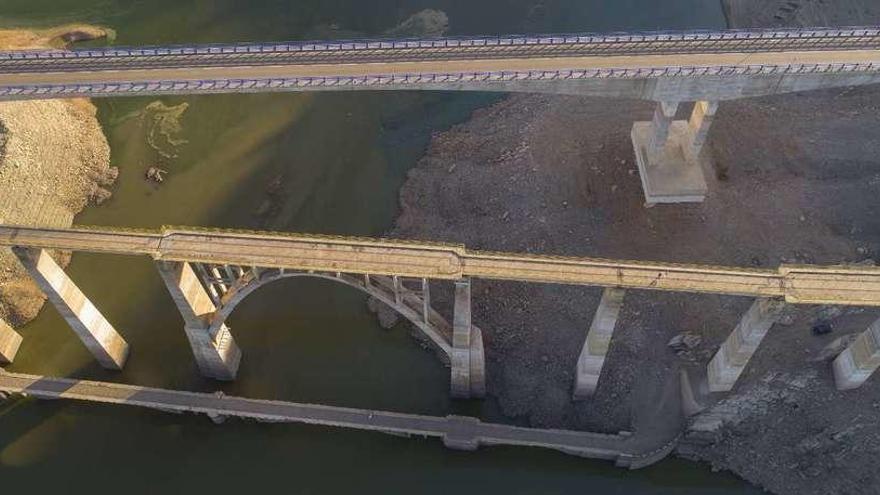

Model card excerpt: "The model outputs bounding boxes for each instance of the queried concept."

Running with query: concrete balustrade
[12,247,129,369]
[155,260,241,381]
[574,288,626,399]
[833,318,880,390]
[0,318,22,364]
[707,298,786,392]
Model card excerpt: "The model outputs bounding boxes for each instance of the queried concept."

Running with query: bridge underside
[160,260,486,398]
[3,71,879,102]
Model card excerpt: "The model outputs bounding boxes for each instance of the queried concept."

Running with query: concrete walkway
[0,370,673,468]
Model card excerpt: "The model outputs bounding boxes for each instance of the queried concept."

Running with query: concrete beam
[12,248,129,370]
[707,298,786,392]
[833,318,880,390]
[0,318,22,364]
[573,288,626,399]
[648,101,680,155]
[155,260,241,381]
[687,101,718,156]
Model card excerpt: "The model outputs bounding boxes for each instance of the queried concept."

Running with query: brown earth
[0,25,115,327]
[388,73,880,495]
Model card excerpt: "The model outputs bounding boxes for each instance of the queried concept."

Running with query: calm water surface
[0,1,760,493]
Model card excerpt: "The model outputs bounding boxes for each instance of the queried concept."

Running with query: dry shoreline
[0,25,116,327]
[388,2,880,493]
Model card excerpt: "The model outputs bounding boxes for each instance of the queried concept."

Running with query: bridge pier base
[155,260,241,381]
[451,279,486,399]
[0,318,22,364]
[707,298,786,392]
[12,248,129,369]
[632,100,713,206]
[832,318,880,390]
[573,288,626,399]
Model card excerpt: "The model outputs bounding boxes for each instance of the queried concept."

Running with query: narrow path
[0,370,674,468]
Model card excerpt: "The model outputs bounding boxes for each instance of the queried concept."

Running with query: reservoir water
[0,1,761,492]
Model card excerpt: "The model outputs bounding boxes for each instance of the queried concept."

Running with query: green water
[0,1,760,493]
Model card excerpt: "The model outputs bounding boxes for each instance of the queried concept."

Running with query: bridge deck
[2,225,879,306]
[0,371,636,463]
[1,27,879,99]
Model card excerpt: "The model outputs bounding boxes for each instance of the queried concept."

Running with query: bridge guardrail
[2,62,877,98]
[1,26,879,60]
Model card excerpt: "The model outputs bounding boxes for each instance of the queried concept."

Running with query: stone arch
[208,270,453,360]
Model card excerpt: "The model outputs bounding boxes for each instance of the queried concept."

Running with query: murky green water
[0,1,761,493]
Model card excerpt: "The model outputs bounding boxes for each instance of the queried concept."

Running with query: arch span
[197,266,485,397]
[209,270,451,356]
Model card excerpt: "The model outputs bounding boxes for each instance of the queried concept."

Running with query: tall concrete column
[0,318,22,364]
[451,279,473,398]
[687,100,718,156]
[450,279,485,399]
[155,260,241,381]
[648,101,680,155]
[707,298,786,392]
[573,288,625,399]
[12,247,129,370]
[832,318,880,390]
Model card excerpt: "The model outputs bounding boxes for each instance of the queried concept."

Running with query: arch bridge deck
[2,224,879,306]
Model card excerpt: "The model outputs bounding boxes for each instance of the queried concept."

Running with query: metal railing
[1,62,877,98]
[2,26,879,61]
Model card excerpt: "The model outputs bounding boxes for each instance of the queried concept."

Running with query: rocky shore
[0,25,116,326]
[388,4,880,493]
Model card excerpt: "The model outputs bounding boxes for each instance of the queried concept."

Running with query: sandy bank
[0,25,116,327]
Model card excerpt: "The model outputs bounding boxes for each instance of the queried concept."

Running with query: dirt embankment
[0,25,116,327]
[389,5,880,494]
[723,0,880,27]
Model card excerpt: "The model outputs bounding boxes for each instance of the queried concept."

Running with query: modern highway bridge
[1,26,879,101]
[5,26,879,204]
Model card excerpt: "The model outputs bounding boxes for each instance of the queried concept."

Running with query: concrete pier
[0,318,22,364]
[632,101,709,205]
[155,260,241,380]
[574,288,626,399]
[707,298,786,392]
[687,101,718,156]
[451,279,486,398]
[832,318,880,390]
[12,248,129,369]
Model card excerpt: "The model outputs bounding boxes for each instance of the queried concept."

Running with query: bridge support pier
[707,298,786,392]
[451,279,485,399]
[573,288,626,399]
[832,317,880,390]
[632,100,713,206]
[155,260,241,381]
[12,248,129,369]
[0,318,22,364]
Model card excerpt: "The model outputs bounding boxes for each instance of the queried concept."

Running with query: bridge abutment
[833,317,880,390]
[451,279,486,399]
[155,260,241,381]
[0,318,22,364]
[573,288,626,399]
[632,100,715,206]
[12,247,129,369]
[707,298,786,392]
